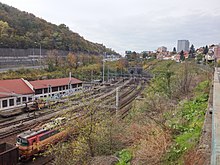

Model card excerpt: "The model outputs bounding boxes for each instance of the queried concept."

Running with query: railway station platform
[212,67,220,165]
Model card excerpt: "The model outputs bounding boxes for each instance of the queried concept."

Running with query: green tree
[142,52,148,59]
[180,50,185,61]
[173,47,176,53]
[203,45,209,54]
[189,44,195,58]
[0,20,10,37]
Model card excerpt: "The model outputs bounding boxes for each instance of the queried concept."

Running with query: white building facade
[30,77,83,99]
[0,79,34,111]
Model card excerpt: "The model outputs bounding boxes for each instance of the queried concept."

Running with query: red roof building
[30,78,82,89]
[0,79,34,98]
[0,79,34,111]
[30,77,83,99]
[0,77,83,111]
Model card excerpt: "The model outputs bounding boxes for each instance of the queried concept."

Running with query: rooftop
[30,77,82,89]
[0,79,34,98]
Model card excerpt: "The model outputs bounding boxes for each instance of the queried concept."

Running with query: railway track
[1,78,147,165]
[0,78,138,139]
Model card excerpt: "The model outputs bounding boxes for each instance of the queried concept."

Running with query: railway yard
[0,77,149,165]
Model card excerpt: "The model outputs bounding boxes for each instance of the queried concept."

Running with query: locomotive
[16,117,67,160]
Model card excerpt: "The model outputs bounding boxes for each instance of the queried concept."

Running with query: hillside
[0,2,116,54]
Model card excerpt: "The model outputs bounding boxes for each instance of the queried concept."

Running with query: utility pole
[103,53,105,84]
[69,72,72,93]
[107,66,109,82]
[35,42,42,68]
[40,43,42,68]
[116,87,119,115]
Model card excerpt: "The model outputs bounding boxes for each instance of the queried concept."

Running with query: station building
[29,77,82,99]
[0,79,34,111]
[0,77,82,112]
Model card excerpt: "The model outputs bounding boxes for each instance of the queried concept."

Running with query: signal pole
[103,52,106,84]
[116,87,119,115]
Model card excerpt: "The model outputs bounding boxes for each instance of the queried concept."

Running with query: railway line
[0,77,148,165]
[0,79,125,124]
[0,78,144,139]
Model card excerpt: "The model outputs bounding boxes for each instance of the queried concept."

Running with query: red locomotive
[16,117,67,160]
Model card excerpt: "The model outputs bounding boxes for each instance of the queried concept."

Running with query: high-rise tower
[177,40,190,52]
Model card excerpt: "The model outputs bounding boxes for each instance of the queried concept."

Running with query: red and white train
[16,117,67,159]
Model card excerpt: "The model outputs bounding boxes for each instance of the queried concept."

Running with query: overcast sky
[0,0,220,54]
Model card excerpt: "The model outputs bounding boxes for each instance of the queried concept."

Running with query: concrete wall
[0,48,69,68]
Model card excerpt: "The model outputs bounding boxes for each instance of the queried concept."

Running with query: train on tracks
[17,117,67,160]
[0,117,68,164]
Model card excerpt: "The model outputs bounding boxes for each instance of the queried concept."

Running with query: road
[212,67,220,165]
[0,66,43,72]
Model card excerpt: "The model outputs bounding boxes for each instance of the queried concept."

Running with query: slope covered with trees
[0,2,116,54]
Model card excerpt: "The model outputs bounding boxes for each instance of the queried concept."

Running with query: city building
[214,44,220,62]
[177,40,190,52]
[0,79,34,111]
[157,46,167,53]
[30,77,83,99]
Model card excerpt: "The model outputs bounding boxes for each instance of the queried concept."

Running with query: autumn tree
[46,50,61,72]
[66,52,77,68]
[50,99,124,165]
[175,61,194,97]
[116,58,128,72]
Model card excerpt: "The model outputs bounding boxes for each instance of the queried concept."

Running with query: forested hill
[0,2,116,55]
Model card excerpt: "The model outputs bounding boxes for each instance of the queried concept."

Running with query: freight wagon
[0,143,18,165]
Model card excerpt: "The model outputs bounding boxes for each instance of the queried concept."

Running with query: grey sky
[0,0,220,54]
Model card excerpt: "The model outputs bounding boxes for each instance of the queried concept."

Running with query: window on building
[59,86,62,91]
[35,89,42,95]
[78,83,82,87]
[28,97,32,101]
[16,98,21,105]
[2,100,7,108]
[72,84,77,88]
[9,99,14,106]
[44,88,48,93]
[22,97,27,102]
[52,87,58,92]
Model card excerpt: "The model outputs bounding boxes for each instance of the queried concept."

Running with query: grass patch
[116,149,132,165]
[164,80,209,164]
